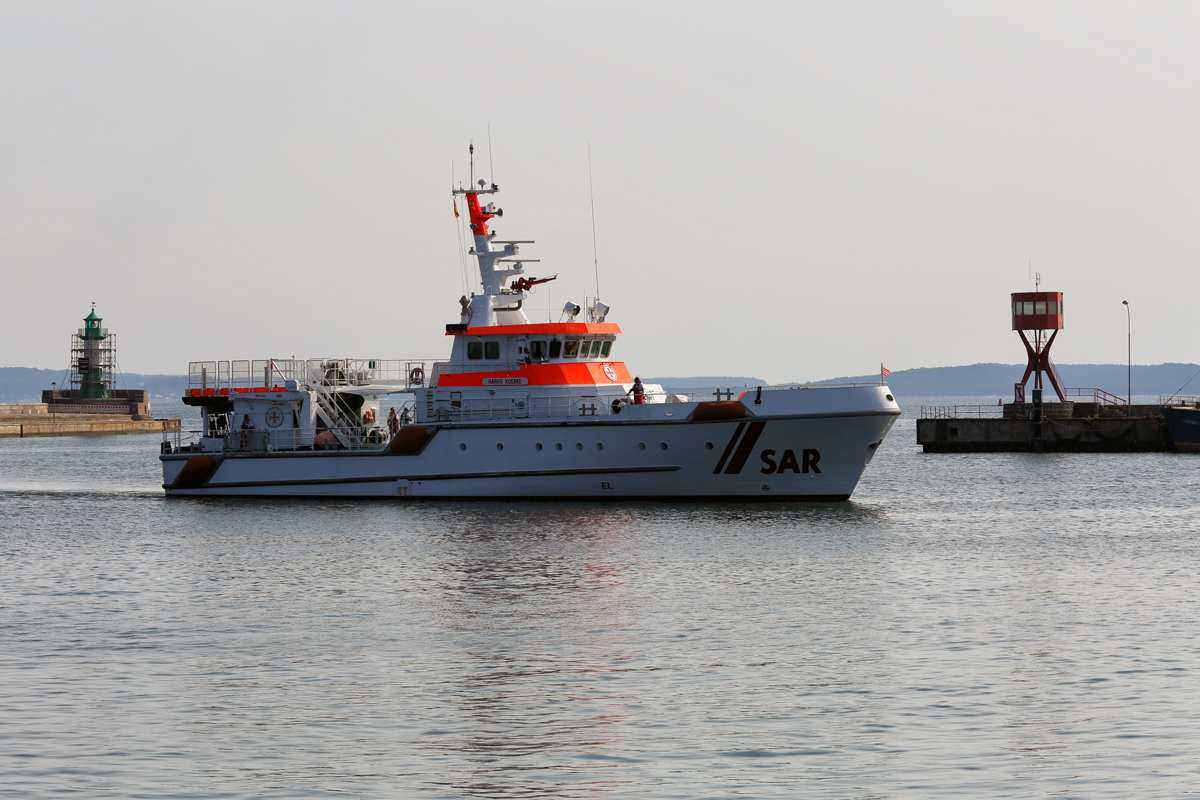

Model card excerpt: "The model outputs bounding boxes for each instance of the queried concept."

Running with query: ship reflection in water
[427,510,638,796]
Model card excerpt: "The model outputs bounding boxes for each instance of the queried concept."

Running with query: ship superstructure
[162,158,900,498]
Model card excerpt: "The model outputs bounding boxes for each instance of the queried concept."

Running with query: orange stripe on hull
[436,362,632,387]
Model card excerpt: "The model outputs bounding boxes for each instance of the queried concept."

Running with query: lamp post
[51,382,56,425]
[1122,300,1130,408]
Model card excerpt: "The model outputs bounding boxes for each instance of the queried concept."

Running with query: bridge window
[484,341,500,359]
[601,340,612,357]
[467,342,483,360]
[531,341,547,360]
[549,340,562,359]
[591,340,603,358]
[563,341,580,358]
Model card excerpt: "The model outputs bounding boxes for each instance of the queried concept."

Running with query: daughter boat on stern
[161,162,900,498]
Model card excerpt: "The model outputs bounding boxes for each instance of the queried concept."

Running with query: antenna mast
[588,143,600,301]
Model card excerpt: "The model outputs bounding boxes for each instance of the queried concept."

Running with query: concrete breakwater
[0,404,180,438]
[917,402,1175,453]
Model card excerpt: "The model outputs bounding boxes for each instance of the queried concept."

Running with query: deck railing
[1160,395,1200,408]
[187,358,440,395]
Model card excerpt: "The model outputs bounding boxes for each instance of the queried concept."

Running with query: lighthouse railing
[1059,387,1128,411]
[921,405,1005,419]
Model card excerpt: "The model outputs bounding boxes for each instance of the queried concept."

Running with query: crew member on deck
[239,414,254,449]
[629,377,644,405]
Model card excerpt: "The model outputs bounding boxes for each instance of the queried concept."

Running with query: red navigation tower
[1012,291,1065,402]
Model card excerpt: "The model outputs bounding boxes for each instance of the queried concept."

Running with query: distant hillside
[0,367,186,403]
[813,363,1200,398]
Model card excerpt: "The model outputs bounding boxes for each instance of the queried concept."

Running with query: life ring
[409,366,424,386]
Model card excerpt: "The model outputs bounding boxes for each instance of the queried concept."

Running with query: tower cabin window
[563,341,580,358]
[601,340,612,357]
[1035,301,1046,315]
[1023,301,1034,315]
[531,341,547,360]
[549,340,562,359]
[484,341,500,360]
[1048,301,1058,314]
[467,342,483,360]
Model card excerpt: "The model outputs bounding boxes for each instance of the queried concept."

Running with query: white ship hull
[163,388,898,500]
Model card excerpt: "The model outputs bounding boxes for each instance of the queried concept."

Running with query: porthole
[886,394,895,401]
[705,441,714,449]
[575,442,583,451]
[556,443,563,451]
[496,443,504,451]
[459,443,467,451]
[596,442,604,451]
[536,443,543,451]
[638,442,646,450]
[660,442,668,450]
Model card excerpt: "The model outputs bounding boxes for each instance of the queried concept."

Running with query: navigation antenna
[488,125,495,186]
[469,141,474,187]
[1029,259,1040,291]
[588,143,601,304]
[451,161,469,294]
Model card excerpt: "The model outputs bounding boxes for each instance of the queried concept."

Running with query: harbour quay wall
[917,415,1172,453]
[0,403,49,415]
[0,417,181,438]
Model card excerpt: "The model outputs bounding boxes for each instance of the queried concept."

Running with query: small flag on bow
[881,364,891,378]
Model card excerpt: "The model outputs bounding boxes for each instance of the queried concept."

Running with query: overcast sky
[2,2,1197,382]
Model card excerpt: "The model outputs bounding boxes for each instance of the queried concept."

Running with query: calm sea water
[2,398,1199,799]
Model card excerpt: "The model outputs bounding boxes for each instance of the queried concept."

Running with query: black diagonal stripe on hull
[724,420,767,474]
[712,421,747,474]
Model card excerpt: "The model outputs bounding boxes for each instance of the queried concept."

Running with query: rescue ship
[161,157,901,499]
